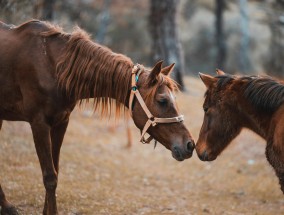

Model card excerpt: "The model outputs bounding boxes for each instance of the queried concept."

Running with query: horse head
[130,61,195,161]
[196,73,242,161]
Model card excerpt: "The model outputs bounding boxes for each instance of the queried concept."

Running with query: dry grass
[0,76,283,215]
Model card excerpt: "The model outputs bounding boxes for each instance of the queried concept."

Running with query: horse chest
[0,101,25,121]
[0,84,26,120]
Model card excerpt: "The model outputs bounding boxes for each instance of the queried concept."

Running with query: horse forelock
[49,25,134,118]
[144,73,179,104]
[203,75,235,100]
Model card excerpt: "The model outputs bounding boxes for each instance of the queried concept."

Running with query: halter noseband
[128,64,184,144]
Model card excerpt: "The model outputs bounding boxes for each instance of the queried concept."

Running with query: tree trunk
[41,0,55,21]
[239,0,251,74]
[149,0,185,90]
[266,0,284,78]
[215,0,226,71]
[96,0,112,44]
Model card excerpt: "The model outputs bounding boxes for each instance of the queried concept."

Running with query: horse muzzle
[197,150,216,162]
[171,140,195,161]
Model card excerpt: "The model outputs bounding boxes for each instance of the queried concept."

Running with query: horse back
[0,20,71,122]
[0,21,16,30]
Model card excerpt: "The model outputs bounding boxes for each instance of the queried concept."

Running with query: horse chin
[171,151,185,161]
[197,151,217,162]
[171,147,193,161]
[206,155,217,162]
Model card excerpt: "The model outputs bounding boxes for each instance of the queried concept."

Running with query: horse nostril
[173,146,182,159]
[173,146,179,154]
[186,141,195,152]
[201,150,208,161]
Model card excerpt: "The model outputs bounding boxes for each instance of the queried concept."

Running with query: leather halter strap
[129,64,184,144]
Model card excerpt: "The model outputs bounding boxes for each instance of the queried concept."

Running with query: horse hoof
[0,206,19,215]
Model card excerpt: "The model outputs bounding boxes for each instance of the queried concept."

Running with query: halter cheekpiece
[129,64,184,144]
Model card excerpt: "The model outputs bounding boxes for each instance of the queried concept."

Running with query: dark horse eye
[158,99,168,106]
[203,107,208,112]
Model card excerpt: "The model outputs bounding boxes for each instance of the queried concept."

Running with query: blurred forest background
[1,1,284,214]
[0,0,284,85]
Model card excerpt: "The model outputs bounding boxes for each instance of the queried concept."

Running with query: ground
[0,76,283,215]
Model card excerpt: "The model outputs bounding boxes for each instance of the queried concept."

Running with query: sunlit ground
[0,76,283,215]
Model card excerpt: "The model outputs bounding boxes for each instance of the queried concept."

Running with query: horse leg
[275,171,284,193]
[0,121,19,215]
[266,141,284,194]
[51,120,69,172]
[124,113,132,148]
[31,119,58,215]
[0,185,18,215]
[43,120,69,212]
[126,119,132,148]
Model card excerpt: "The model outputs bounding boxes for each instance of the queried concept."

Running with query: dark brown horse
[196,69,284,194]
[0,20,195,215]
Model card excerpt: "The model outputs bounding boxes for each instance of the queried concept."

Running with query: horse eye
[158,99,168,106]
[203,107,208,112]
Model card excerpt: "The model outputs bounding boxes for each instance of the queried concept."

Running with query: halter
[129,64,184,144]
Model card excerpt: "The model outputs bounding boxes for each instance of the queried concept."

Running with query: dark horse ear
[216,68,225,75]
[161,63,175,76]
[148,60,163,85]
[199,73,215,89]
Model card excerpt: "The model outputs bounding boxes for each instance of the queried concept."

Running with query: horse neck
[236,91,272,140]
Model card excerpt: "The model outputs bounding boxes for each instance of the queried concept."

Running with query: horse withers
[0,20,195,215]
[196,69,284,194]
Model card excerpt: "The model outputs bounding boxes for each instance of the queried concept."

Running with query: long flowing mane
[215,75,284,113]
[41,23,134,117]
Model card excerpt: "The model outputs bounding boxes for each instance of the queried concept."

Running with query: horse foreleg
[0,120,19,215]
[275,172,284,194]
[0,185,18,215]
[126,119,132,148]
[31,119,58,215]
[266,141,284,194]
[268,114,284,194]
[51,119,69,173]
[42,119,69,212]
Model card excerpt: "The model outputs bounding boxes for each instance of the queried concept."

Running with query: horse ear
[149,60,163,84]
[216,68,225,75]
[199,73,215,88]
[161,63,175,76]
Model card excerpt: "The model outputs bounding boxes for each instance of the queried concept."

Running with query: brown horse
[0,20,195,215]
[196,69,284,194]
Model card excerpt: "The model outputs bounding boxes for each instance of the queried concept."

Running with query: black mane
[242,76,284,113]
[216,75,284,113]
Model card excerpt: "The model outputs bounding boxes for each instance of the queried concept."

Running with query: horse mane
[39,21,178,118]
[41,22,134,117]
[216,75,284,113]
[241,76,284,113]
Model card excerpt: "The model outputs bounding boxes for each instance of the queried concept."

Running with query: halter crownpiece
[129,64,184,144]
